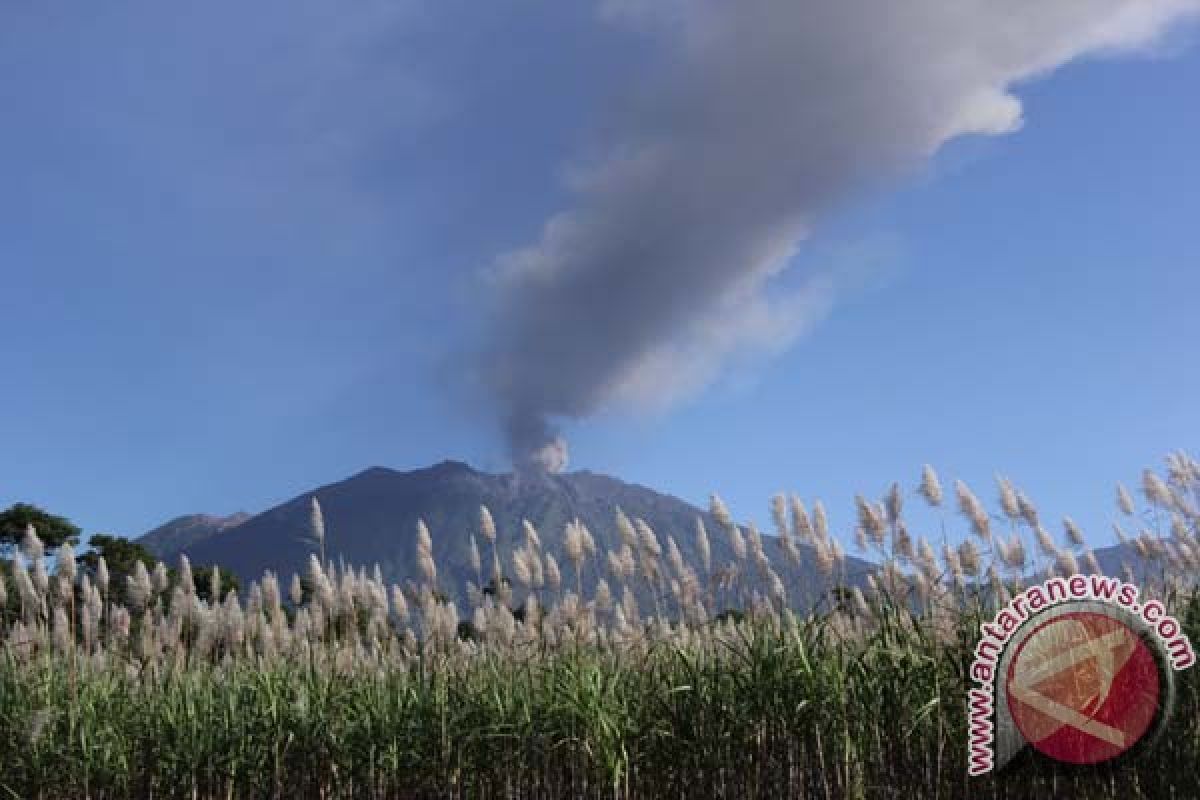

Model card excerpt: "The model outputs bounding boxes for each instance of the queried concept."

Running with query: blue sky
[2,2,1197,554]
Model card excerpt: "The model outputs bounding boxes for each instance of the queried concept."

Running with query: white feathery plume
[893,521,913,561]
[416,519,437,585]
[918,465,943,507]
[479,505,496,543]
[56,542,76,583]
[564,520,585,567]
[606,549,624,580]
[884,482,903,525]
[996,477,1020,520]
[635,519,662,558]
[80,603,95,652]
[95,556,110,594]
[613,604,628,633]
[152,562,169,594]
[744,522,763,560]
[781,527,801,565]
[856,495,886,546]
[917,536,937,573]
[666,536,686,580]
[1166,451,1196,486]
[1116,484,1136,516]
[262,572,281,613]
[53,573,71,605]
[812,501,829,542]
[544,553,562,591]
[1133,535,1149,560]
[308,496,327,565]
[391,585,409,622]
[522,519,541,551]
[1034,525,1057,558]
[580,522,596,557]
[621,585,640,628]
[1002,533,1026,570]
[1142,469,1172,507]
[1063,517,1085,548]
[1055,549,1079,577]
[769,570,786,608]
[529,546,545,588]
[709,493,734,533]
[1016,492,1039,528]
[178,555,195,596]
[127,562,151,610]
[727,524,747,562]
[942,544,964,585]
[465,580,482,610]
[616,508,638,549]
[710,493,745,560]
[512,548,532,587]
[912,570,930,605]
[790,496,813,541]
[620,545,638,579]
[694,518,711,575]
[52,607,71,654]
[954,480,990,541]
[958,539,981,577]
[210,567,222,606]
[813,539,834,578]
[853,526,867,552]
[12,559,37,611]
[1170,513,1189,542]
[469,536,482,577]
[20,525,43,561]
[306,552,327,584]
[852,586,871,618]
[770,494,788,538]
[594,579,613,612]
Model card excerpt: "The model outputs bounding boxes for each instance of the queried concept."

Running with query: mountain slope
[146,461,873,609]
[139,512,251,559]
[1088,536,1180,583]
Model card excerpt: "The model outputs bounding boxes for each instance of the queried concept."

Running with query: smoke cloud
[477,0,1198,470]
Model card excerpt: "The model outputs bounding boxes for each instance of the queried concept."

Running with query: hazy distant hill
[137,461,874,609]
[139,512,252,559]
[1088,536,1179,583]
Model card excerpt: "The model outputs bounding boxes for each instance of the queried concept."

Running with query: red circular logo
[1005,611,1161,765]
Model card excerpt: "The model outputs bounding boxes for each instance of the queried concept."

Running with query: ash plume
[477,0,1198,470]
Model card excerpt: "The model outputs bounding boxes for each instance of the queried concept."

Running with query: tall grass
[1,452,1198,799]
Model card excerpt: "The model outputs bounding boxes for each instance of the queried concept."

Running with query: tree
[0,503,81,557]
[76,534,159,607]
[77,534,156,576]
[194,565,240,605]
[77,535,238,608]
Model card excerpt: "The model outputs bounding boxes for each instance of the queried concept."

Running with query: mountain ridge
[136,461,1166,610]
[138,512,253,559]
[137,460,876,610]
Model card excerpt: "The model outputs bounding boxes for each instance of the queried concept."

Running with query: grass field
[2,454,1198,799]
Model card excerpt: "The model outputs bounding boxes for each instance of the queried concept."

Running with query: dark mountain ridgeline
[138,461,875,610]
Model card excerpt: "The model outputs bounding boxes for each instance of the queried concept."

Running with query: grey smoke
[478,0,1198,471]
